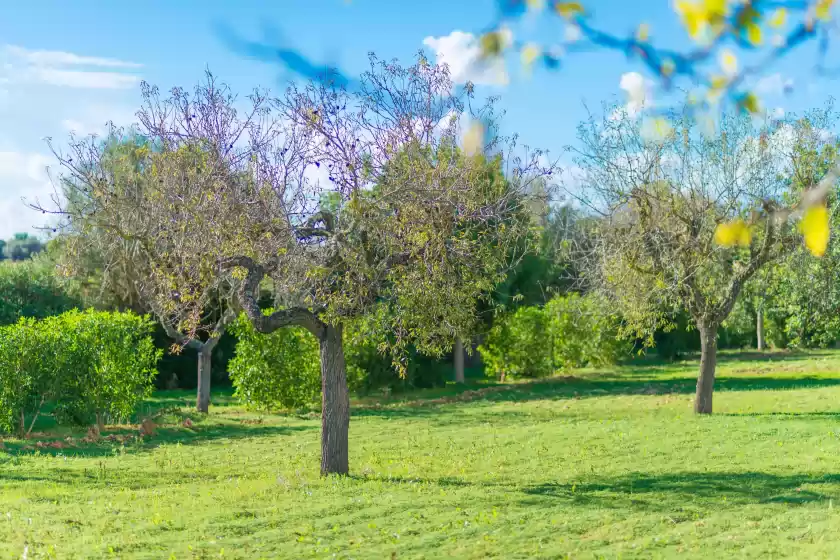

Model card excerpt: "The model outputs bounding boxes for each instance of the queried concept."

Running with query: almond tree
[48,54,553,475]
[570,107,821,414]
[49,130,239,414]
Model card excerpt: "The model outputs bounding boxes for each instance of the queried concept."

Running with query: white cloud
[1,44,141,90]
[31,68,139,89]
[0,151,57,237]
[755,73,794,96]
[422,30,509,86]
[3,46,141,69]
[618,71,652,116]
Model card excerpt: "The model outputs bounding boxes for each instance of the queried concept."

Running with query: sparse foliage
[568,105,820,413]
[43,54,553,475]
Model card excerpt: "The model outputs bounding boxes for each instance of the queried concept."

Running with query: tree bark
[694,323,718,415]
[454,337,465,383]
[319,324,350,476]
[756,308,765,351]
[196,346,212,414]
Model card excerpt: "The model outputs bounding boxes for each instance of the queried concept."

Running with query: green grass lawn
[5,350,840,558]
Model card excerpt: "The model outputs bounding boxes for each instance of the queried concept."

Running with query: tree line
[0,49,834,476]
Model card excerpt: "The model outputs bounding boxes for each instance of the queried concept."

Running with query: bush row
[0,309,160,434]
[228,311,450,411]
[478,293,625,380]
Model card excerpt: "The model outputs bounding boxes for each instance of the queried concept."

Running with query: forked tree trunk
[319,324,350,476]
[756,308,765,351]
[196,346,212,414]
[694,324,718,414]
[454,337,465,384]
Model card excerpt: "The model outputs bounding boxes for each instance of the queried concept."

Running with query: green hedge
[228,310,450,411]
[478,293,625,380]
[0,309,160,433]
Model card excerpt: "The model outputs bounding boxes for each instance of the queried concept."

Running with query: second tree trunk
[454,337,465,383]
[694,324,718,414]
[319,324,350,476]
[196,347,212,413]
[756,308,765,351]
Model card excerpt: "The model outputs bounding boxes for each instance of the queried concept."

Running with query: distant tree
[4,233,43,261]
[759,111,840,348]
[571,106,819,414]
[47,55,552,475]
[52,134,238,414]
[0,252,80,325]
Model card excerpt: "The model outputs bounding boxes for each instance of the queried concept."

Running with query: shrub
[0,257,80,326]
[0,318,61,434]
[228,312,323,410]
[479,293,624,380]
[0,310,160,433]
[344,313,448,393]
[229,309,448,410]
[544,292,625,368]
[51,310,161,426]
[479,306,551,380]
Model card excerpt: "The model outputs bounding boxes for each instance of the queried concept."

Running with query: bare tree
[46,121,241,414]
[43,53,554,475]
[568,106,821,414]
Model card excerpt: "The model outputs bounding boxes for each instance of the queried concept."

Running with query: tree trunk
[694,324,718,415]
[756,308,765,351]
[454,337,465,383]
[319,324,350,476]
[196,345,212,413]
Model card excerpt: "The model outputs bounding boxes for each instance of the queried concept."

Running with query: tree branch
[222,255,325,338]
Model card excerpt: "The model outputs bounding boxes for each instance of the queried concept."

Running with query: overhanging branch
[221,255,325,338]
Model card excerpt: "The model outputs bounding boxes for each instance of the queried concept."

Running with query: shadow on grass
[2,421,315,460]
[352,375,840,419]
[351,470,840,512]
[522,471,840,511]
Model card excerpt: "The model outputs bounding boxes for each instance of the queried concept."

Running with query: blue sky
[0,0,833,237]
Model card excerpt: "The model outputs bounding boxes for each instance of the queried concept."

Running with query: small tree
[3,233,43,261]
[51,131,238,413]
[0,254,80,325]
[47,54,553,475]
[570,106,819,414]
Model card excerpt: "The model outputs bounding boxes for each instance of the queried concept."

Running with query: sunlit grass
[3,349,840,558]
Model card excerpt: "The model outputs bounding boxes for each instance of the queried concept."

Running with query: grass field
[4,350,840,558]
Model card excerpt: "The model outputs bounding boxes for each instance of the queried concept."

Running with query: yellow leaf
[769,8,787,27]
[555,1,584,18]
[714,219,751,247]
[479,31,502,56]
[675,0,704,38]
[521,43,541,71]
[746,22,763,45]
[703,0,726,16]
[816,0,835,20]
[800,204,830,257]
[661,58,675,76]
[720,49,737,76]
[527,0,546,12]
[737,92,761,115]
[710,74,728,90]
[636,23,651,42]
[737,223,751,246]
[715,222,736,246]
